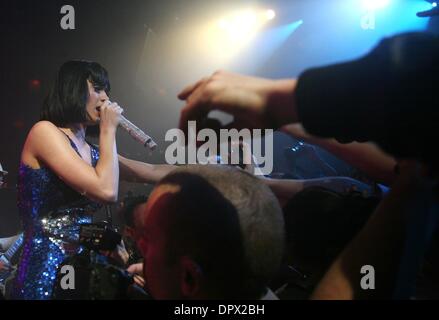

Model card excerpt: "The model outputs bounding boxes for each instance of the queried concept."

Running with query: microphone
[96,104,158,151]
[119,115,158,151]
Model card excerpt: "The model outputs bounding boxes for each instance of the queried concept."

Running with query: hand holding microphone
[98,100,157,151]
[98,100,124,131]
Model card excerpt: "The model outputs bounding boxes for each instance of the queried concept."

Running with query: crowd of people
[1,31,438,300]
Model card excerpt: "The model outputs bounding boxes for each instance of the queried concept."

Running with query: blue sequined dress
[11,135,102,300]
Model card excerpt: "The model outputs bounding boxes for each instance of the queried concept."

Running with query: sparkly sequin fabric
[11,137,101,300]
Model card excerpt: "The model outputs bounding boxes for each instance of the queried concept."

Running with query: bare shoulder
[24,121,68,158]
[21,122,59,167]
[28,120,60,137]
[27,121,68,145]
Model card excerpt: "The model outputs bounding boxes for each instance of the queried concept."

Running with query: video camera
[79,222,122,251]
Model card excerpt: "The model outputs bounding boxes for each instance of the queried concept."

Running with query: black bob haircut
[40,60,110,127]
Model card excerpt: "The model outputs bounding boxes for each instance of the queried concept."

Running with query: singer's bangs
[88,62,111,94]
[40,60,111,127]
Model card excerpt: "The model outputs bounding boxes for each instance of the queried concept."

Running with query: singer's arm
[118,155,177,184]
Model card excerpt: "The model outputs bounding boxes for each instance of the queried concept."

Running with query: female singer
[11,60,174,299]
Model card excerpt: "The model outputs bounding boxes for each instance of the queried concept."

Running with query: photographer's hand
[127,262,143,275]
[127,263,145,287]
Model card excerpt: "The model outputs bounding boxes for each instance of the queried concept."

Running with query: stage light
[266,9,276,20]
[215,9,277,37]
[362,0,391,11]
[417,0,439,17]
[226,19,304,74]
[218,19,229,30]
[212,9,270,46]
[216,10,258,40]
[197,8,279,65]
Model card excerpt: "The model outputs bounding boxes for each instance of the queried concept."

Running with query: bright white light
[201,8,275,63]
[214,10,264,43]
[362,0,391,11]
[218,19,229,30]
[266,9,276,20]
[433,2,438,8]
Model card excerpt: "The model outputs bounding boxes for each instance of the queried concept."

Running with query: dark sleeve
[295,32,439,162]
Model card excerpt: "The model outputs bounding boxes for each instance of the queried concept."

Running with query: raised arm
[178,33,438,169]
[282,124,397,186]
[311,161,427,299]
[118,155,177,184]
[23,104,121,203]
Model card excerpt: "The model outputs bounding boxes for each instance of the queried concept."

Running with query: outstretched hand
[178,71,299,135]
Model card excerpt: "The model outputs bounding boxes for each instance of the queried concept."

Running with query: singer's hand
[99,101,123,132]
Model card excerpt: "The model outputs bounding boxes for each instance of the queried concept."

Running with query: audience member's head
[137,165,285,300]
[119,194,148,242]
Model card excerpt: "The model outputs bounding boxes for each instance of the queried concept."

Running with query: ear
[180,256,203,298]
